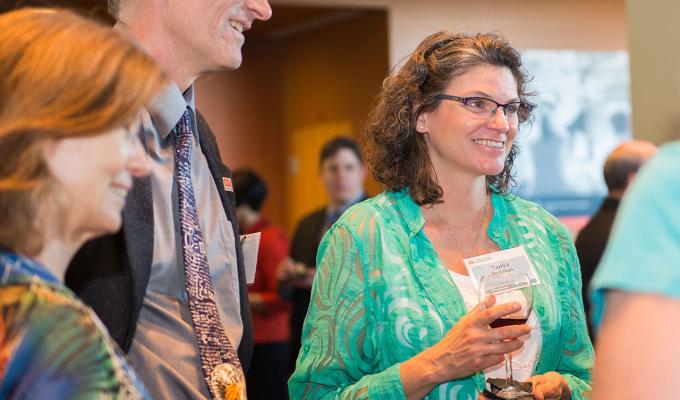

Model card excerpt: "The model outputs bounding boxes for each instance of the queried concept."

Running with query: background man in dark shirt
[277,136,367,374]
[576,139,657,338]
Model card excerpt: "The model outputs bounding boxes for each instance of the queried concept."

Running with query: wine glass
[478,272,533,399]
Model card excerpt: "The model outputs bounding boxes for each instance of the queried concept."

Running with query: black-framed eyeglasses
[434,94,535,123]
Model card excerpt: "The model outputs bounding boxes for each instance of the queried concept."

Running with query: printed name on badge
[463,245,540,291]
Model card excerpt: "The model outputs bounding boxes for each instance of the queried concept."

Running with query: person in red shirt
[233,169,291,400]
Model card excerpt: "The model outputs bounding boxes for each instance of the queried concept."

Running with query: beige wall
[270,0,628,66]
[626,0,680,144]
[387,0,626,66]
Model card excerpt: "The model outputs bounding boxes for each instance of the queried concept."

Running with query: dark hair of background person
[233,169,268,212]
[0,8,166,256]
[319,136,364,166]
[603,156,645,192]
[363,31,533,205]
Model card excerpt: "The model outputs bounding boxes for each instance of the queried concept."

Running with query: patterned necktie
[174,109,246,400]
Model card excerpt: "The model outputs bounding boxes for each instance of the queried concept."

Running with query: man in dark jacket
[65,0,272,398]
[576,139,656,338]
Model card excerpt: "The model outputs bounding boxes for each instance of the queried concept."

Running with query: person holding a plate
[289,31,593,400]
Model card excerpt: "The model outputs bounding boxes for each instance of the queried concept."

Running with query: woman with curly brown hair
[289,31,593,400]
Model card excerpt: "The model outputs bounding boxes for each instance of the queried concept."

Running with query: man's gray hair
[107,0,122,19]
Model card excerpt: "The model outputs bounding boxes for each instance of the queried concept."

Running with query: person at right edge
[289,31,593,399]
[589,140,680,400]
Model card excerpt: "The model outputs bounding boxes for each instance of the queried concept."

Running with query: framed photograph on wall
[515,50,631,231]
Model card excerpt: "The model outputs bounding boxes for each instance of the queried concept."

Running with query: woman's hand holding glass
[418,296,531,383]
[478,273,534,399]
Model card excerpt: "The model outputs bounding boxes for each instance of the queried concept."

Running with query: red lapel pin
[222,177,233,192]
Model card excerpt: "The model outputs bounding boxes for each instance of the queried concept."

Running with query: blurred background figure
[233,169,291,400]
[277,136,367,374]
[0,8,165,398]
[575,139,657,337]
[590,141,680,400]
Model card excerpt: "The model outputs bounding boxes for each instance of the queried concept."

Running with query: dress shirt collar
[392,188,505,239]
[393,189,425,235]
[112,22,197,141]
[148,83,197,141]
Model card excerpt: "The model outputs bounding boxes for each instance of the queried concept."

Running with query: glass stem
[505,353,515,388]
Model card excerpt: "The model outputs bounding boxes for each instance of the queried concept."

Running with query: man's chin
[227,57,242,70]
[212,52,242,72]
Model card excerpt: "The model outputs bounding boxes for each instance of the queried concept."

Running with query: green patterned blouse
[289,190,593,399]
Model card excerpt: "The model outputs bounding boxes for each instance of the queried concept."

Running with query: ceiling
[249,5,365,39]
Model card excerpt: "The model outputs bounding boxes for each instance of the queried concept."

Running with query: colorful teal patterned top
[0,252,151,399]
[289,190,593,399]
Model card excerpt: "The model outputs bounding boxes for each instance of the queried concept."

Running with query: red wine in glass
[490,317,528,329]
[478,272,534,399]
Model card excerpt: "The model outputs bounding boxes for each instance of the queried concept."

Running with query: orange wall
[196,40,287,227]
[279,11,388,227]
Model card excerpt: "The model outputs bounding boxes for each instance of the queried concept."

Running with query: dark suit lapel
[195,112,253,370]
[194,113,244,286]
[122,175,154,327]
[195,116,245,289]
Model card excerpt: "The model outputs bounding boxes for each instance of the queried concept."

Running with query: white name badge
[240,232,261,285]
[463,245,540,291]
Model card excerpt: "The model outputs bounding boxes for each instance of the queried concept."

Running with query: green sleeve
[288,224,406,400]
[554,229,594,399]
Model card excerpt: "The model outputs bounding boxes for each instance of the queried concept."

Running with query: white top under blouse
[447,269,542,382]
